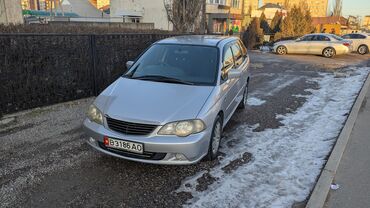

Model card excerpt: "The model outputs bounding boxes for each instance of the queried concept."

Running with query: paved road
[1,52,369,208]
[325,84,370,208]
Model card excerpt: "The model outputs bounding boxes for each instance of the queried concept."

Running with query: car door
[294,35,314,54]
[220,43,239,121]
[229,42,247,111]
[310,35,331,55]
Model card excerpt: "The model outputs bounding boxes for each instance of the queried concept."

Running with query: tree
[163,0,203,32]
[242,17,264,49]
[270,11,283,33]
[333,0,342,17]
[283,0,290,10]
[260,12,270,34]
[275,5,313,39]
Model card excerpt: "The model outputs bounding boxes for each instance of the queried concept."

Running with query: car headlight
[87,104,103,125]
[158,120,206,137]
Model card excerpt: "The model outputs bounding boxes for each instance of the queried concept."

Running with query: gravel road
[1,52,369,208]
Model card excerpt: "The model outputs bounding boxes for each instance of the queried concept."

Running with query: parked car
[342,33,370,55]
[273,33,351,58]
[83,35,250,165]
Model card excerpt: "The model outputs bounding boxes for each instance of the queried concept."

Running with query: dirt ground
[1,52,369,208]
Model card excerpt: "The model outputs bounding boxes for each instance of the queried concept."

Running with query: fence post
[89,34,98,96]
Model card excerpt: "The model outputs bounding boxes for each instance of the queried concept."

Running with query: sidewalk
[325,89,370,207]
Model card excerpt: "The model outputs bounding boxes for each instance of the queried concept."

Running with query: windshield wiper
[131,75,194,85]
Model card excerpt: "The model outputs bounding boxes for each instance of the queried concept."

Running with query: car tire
[276,46,287,55]
[238,82,249,109]
[358,45,368,55]
[205,115,223,161]
[322,47,336,58]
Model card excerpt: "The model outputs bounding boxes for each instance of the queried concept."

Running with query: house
[251,3,287,23]
[206,0,243,34]
[363,15,370,30]
[262,0,329,17]
[110,0,171,30]
[311,16,348,35]
[0,0,24,25]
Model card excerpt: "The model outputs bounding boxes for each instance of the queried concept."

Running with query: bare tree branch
[163,0,203,32]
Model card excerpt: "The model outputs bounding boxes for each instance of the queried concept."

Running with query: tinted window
[231,43,243,66]
[126,44,218,85]
[313,35,330,41]
[342,34,351,39]
[301,35,314,41]
[223,46,234,70]
[354,34,366,39]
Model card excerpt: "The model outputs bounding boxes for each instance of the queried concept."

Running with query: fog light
[175,153,187,161]
[89,137,95,143]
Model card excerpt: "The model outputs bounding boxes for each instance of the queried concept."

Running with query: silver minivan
[83,35,250,165]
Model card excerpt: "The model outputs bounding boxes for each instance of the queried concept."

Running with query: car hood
[95,77,214,125]
[274,40,295,46]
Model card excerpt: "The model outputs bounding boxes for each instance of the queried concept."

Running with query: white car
[342,33,370,55]
[273,33,351,58]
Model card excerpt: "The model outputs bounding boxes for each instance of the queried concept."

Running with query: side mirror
[221,70,228,80]
[126,61,134,69]
[228,68,242,79]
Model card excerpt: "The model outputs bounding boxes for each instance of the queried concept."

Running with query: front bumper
[83,119,212,165]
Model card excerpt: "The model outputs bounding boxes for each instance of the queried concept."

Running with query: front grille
[98,142,167,160]
[106,117,158,136]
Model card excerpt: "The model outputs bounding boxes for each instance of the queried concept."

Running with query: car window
[313,35,330,41]
[237,40,248,56]
[223,46,234,70]
[231,43,243,67]
[354,34,366,39]
[301,35,314,41]
[342,34,351,39]
[125,44,218,86]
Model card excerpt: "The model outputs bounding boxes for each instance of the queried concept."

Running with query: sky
[329,0,369,17]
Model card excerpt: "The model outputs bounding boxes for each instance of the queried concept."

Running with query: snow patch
[178,67,370,208]
[247,97,266,106]
[260,46,271,52]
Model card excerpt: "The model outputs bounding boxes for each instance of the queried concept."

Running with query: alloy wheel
[277,46,287,55]
[358,45,368,55]
[323,48,335,58]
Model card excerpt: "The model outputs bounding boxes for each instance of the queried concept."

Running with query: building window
[231,0,239,8]
[208,0,226,5]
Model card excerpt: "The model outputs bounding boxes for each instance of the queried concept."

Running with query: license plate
[106,138,143,154]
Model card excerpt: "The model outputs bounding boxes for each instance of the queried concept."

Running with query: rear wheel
[358,45,368,55]
[276,46,287,55]
[205,115,223,161]
[322,47,336,58]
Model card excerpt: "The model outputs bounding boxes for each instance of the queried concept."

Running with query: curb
[306,72,370,208]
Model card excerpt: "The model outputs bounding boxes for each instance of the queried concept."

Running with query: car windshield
[329,34,344,41]
[124,44,218,86]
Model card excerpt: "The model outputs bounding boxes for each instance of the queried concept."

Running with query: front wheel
[205,116,223,161]
[276,46,287,55]
[238,83,249,109]
[358,45,368,55]
[322,47,336,58]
